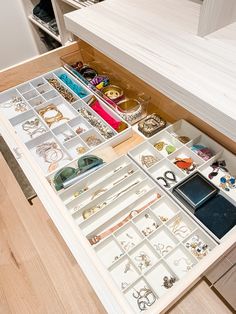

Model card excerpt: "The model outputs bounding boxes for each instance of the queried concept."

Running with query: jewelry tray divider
[60,48,148,125]
[128,119,236,242]
[53,154,217,312]
[0,67,132,177]
[0,70,232,312]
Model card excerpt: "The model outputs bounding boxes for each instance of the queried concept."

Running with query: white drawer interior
[128,119,236,243]
[46,154,218,313]
[0,65,235,313]
[0,67,132,177]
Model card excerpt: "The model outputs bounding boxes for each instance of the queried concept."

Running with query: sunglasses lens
[78,155,103,172]
[54,167,77,191]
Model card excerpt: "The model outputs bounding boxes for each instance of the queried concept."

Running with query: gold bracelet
[39,104,69,127]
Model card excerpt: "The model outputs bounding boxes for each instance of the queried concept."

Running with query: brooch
[138,113,166,137]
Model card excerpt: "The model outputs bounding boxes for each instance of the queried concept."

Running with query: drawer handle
[13,147,23,159]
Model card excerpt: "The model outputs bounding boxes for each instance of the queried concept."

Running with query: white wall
[0,0,39,70]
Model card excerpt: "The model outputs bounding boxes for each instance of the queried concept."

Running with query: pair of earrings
[157,170,177,188]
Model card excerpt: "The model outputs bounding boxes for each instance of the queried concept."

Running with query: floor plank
[168,280,232,314]
[0,154,105,314]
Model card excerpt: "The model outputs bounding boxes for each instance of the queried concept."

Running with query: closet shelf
[61,0,95,9]
[28,15,62,44]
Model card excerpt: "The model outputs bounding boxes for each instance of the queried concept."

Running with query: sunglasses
[208,160,228,179]
[53,155,104,191]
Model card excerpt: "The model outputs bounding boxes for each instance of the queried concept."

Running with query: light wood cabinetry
[0,40,235,313]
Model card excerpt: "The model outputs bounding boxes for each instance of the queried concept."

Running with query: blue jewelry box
[173,172,236,239]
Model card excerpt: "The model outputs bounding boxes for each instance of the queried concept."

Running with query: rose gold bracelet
[88,193,161,245]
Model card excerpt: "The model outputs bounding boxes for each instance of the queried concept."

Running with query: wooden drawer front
[0,42,235,314]
[206,245,236,284]
[214,265,236,310]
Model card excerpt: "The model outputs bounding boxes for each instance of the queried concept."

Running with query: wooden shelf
[61,0,96,9]
[28,15,62,43]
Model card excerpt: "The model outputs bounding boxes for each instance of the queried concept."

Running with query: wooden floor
[0,153,232,314]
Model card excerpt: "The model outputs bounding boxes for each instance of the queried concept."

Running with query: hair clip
[157,170,177,187]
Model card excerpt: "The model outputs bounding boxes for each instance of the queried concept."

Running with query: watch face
[173,172,218,209]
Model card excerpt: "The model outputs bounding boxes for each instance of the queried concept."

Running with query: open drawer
[0,41,235,313]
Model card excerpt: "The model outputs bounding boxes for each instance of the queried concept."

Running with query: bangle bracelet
[116,98,143,124]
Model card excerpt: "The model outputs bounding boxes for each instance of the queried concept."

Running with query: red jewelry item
[174,158,193,169]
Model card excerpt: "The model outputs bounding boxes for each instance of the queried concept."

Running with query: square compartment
[115,223,143,252]
[43,90,59,101]
[64,137,89,159]
[124,278,158,312]
[168,146,204,174]
[36,83,52,95]
[68,116,92,135]
[149,226,179,257]
[30,77,47,88]
[200,150,236,202]
[17,82,33,94]
[166,212,197,241]
[95,236,125,268]
[129,241,160,273]
[80,129,105,148]
[164,245,197,278]
[166,120,202,144]
[149,130,183,157]
[0,89,30,119]
[128,142,163,169]
[149,159,186,190]
[109,257,140,291]
[35,98,78,129]
[187,134,222,161]
[150,196,180,222]
[132,208,162,237]
[52,124,77,144]
[22,89,39,100]
[25,132,72,175]
[145,261,178,297]
[183,229,217,260]
[28,95,45,107]
[10,110,47,142]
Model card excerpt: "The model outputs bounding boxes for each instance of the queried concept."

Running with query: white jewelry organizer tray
[46,154,217,313]
[0,68,132,176]
[128,119,236,241]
